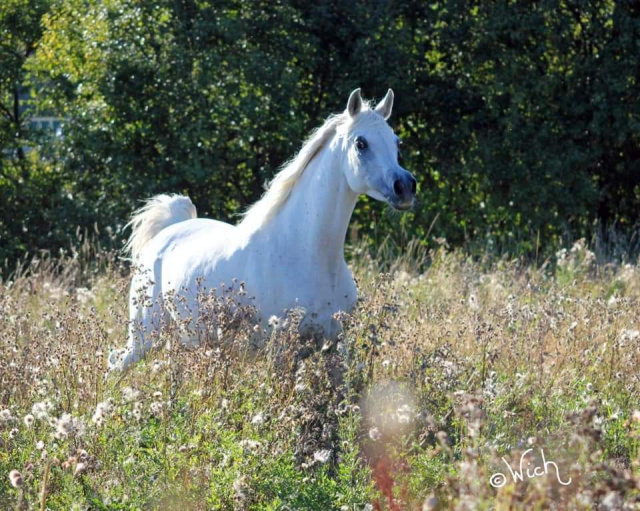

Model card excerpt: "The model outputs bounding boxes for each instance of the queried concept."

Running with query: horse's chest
[252,258,355,316]
[276,266,355,338]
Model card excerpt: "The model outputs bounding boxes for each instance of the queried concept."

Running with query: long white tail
[123,194,197,261]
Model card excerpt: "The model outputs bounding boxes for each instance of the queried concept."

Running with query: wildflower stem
[40,462,50,511]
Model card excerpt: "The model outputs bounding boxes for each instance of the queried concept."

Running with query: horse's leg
[171,291,203,348]
[109,267,165,370]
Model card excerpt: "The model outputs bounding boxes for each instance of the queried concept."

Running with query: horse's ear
[374,89,394,120]
[346,88,363,117]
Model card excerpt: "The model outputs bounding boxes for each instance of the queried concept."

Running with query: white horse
[109,88,417,370]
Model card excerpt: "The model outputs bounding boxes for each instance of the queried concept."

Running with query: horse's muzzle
[390,169,417,210]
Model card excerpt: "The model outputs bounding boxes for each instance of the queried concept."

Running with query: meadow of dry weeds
[1,240,639,510]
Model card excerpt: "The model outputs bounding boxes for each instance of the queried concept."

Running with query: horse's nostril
[393,179,404,196]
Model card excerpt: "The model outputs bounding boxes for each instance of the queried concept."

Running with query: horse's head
[337,88,417,211]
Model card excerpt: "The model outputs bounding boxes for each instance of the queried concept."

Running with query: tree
[0,0,56,264]
[2,0,638,264]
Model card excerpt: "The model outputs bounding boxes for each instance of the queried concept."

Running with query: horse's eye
[355,136,368,151]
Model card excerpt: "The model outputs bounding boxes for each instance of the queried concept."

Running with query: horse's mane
[239,104,386,233]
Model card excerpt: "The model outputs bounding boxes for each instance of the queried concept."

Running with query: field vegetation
[1,240,639,509]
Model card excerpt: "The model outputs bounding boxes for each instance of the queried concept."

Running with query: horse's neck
[260,144,357,266]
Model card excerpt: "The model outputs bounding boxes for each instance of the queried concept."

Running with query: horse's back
[138,218,236,286]
[153,217,234,250]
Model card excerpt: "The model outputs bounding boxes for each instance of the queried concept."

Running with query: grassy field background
[1,240,639,510]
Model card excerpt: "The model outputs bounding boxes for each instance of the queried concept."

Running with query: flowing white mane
[239,104,385,233]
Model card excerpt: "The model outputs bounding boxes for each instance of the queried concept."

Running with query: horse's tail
[122,194,197,261]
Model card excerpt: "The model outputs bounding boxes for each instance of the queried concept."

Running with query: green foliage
[1,0,639,263]
[0,0,55,264]
[0,0,51,150]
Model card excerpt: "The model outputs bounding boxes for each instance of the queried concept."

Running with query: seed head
[369,427,382,441]
[313,449,331,464]
[8,470,22,488]
[74,462,87,477]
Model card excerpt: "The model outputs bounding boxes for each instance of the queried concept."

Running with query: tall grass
[1,240,639,510]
